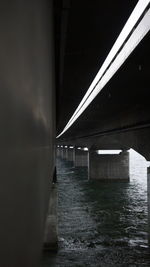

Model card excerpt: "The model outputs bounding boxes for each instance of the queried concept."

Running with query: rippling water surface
[42,150,150,266]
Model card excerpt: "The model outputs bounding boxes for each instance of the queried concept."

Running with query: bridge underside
[57,127,150,160]
[56,0,150,160]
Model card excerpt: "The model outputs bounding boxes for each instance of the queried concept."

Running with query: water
[42,150,150,266]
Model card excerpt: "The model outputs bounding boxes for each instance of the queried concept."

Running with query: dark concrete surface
[0,0,55,266]
[89,151,129,181]
[44,184,58,252]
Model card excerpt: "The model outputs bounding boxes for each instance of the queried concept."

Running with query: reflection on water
[42,149,150,267]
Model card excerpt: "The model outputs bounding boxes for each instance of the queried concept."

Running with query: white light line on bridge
[97,150,122,154]
[57,0,150,138]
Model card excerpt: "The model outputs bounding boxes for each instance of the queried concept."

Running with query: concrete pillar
[63,148,68,160]
[89,150,129,181]
[74,149,89,167]
[67,148,74,162]
[0,0,56,266]
[60,148,64,159]
[56,148,61,158]
[147,167,150,241]
[57,148,64,159]
[44,184,58,251]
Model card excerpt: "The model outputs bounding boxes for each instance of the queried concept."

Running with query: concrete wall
[89,151,129,181]
[44,184,58,251]
[0,1,55,266]
[75,149,88,167]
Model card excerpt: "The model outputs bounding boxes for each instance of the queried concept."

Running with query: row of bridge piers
[56,145,150,241]
[56,146,130,181]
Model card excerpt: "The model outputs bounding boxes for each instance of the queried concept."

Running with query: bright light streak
[83,147,89,151]
[77,147,82,150]
[63,0,149,131]
[97,150,122,154]
[69,146,74,149]
[57,0,150,138]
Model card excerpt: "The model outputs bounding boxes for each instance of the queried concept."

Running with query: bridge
[0,0,149,266]
[56,0,150,160]
[55,0,150,184]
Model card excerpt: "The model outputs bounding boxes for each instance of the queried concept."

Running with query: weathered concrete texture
[74,150,89,167]
[147,167,150,241]
[89,151,129,181]
[0,0,55,266]
[44,184,58,251]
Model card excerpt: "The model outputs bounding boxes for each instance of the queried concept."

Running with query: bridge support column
[63,148,68,160]
[147,167,150,241]
[57,148,63,159]
[44,183,58,251]
[67,148,75,162]
[89,150,129,181]
[56,148,61,158]
[58,148,67,160]
[74,149,89,167]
